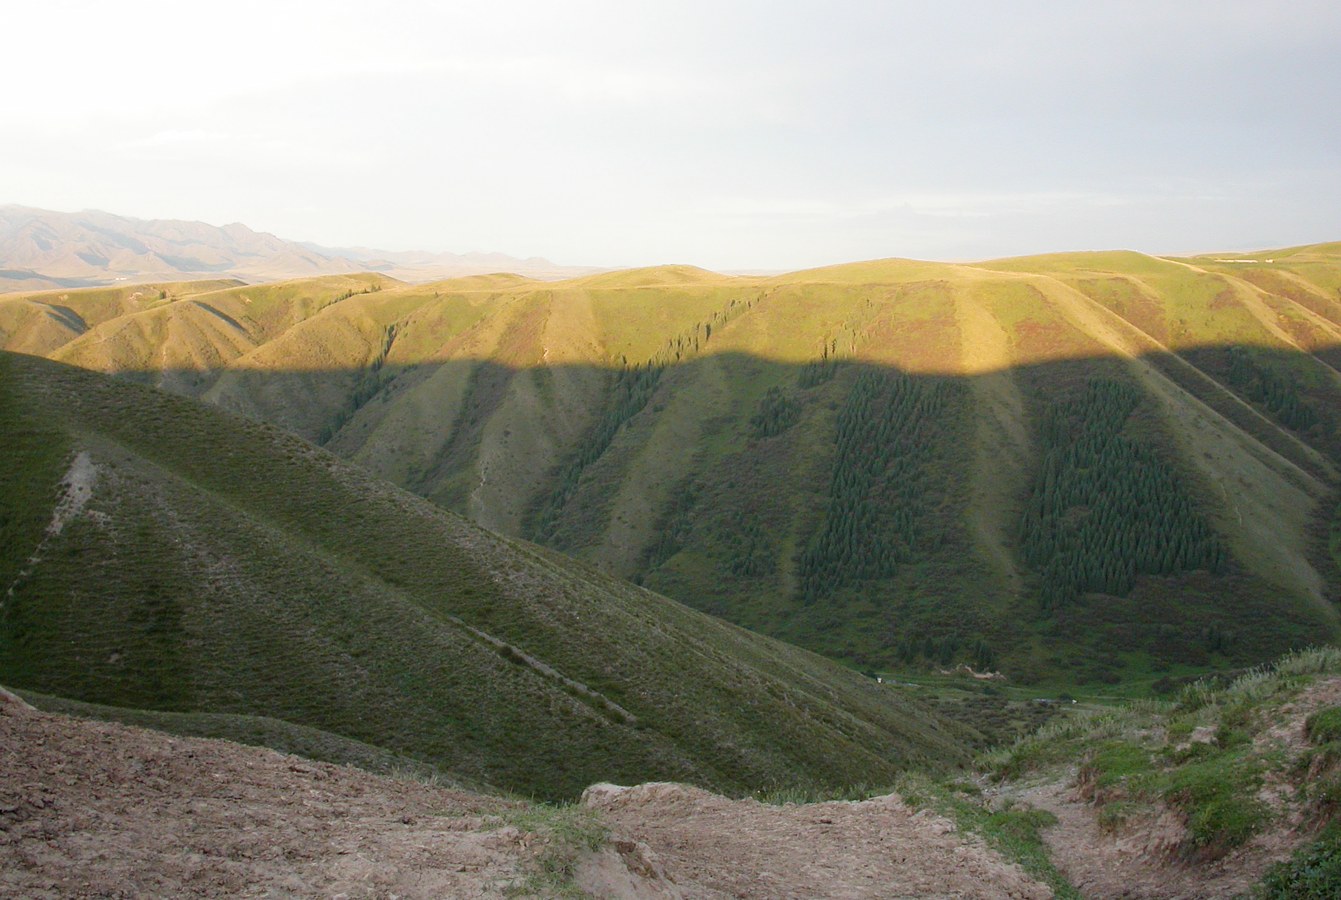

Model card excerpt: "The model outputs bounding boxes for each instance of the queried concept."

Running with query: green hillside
[976,646,1341,889]
[0,351,968,799]
[3,245,1340,688]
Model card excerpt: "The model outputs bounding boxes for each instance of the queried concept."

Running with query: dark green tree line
[527,362,663,544]
[798,369,956,604]
[1224,346,1317,432]
[750,386,802,439]
[797,339,841,388]
[640,478,700,575]
[721,511,776,577]
[1018,379,1227,610]
[318,323,397,445]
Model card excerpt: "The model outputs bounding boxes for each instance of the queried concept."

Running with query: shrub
[1253,822,1341,898]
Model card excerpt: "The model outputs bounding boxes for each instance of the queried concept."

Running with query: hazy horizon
[4,1,1338,270]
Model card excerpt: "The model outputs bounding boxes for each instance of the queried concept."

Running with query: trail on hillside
[999,675,1341,899]
[3,450,99,608]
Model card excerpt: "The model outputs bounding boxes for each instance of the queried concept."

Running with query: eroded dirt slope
[2,686,1056,898]
[1001,675,1341,899]
[0,688,534,898]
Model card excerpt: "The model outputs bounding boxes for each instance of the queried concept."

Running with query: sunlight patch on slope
[953,288,1030,592]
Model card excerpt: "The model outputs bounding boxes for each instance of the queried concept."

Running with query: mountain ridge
[3,242,1339,688]
[0,205,599,292]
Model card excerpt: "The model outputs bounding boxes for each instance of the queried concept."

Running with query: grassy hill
[0,351,968,799]
[3,245,1339,688]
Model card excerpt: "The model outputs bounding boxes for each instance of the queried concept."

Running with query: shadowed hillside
[0,352,969,799]
[3,245,1340,687]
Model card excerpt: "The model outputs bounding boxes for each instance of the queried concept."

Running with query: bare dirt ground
[1017,777,1268,900]
[581,782,1050,899]
[0,687,534,898]
[2,685,1057,898]
[16,678,1334,898]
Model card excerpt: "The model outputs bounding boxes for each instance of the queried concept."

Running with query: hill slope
[3,245,1340,686]
[0,351,966,799]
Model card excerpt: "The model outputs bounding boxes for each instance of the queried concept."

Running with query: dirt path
[1017,777,1228,900]
[1015,771,1305,900]
[582,782,1051,899]
[4,450,100,609]
[1002,677,1341,899]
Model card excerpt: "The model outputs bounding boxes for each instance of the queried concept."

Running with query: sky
[4,0,1340,270]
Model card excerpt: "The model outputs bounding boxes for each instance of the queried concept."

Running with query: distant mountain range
[0,205,597,292]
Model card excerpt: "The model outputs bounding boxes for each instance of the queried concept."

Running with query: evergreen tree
[1018,379,1227,610]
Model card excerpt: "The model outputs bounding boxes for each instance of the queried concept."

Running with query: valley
[4,241,1341,897]
[5,244,1338,687]
[0,351,967,800]
[7,3,1337,893]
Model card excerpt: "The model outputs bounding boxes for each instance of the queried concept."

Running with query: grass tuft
[1307,708,1341,745]
[498,803,609,898]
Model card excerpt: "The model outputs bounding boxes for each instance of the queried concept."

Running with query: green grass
[1308,707,1341,744]
[4,242,1340,691]
[496,802,610,897]
[984,648,1341,861]
[0,351,969,801]
[1253,821,1341,898]
[1162,749,1269,855]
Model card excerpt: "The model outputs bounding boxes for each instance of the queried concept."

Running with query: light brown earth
[581,782,1051,899]
[1000,675,1341,900]
[3,687,1052,899]
[0,688,534,898]
[1016,778,1267,900]
[10,678,1338,898]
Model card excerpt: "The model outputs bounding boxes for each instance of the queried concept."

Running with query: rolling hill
[0,351,967,799]
[3,243,1340,688]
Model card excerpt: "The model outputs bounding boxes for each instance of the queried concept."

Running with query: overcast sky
[4,1,1339,270]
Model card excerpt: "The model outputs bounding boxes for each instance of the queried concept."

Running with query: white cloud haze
[4,0,1338,269]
